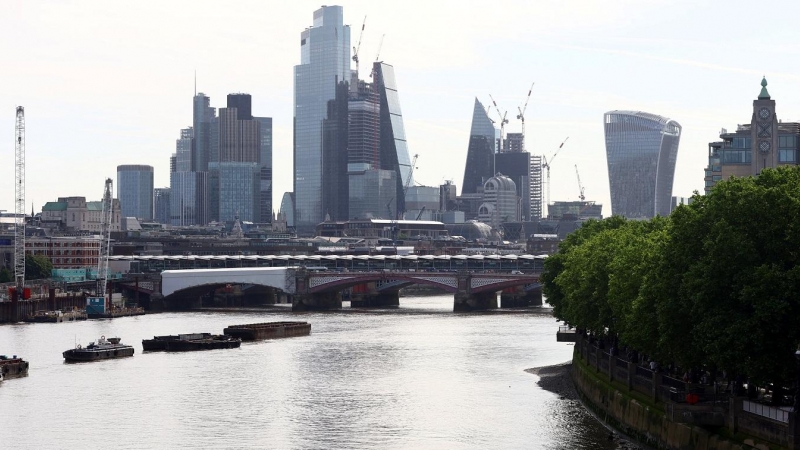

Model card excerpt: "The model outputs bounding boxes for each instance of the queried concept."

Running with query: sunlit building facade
[603,111,681,218]
[116,165,154,221]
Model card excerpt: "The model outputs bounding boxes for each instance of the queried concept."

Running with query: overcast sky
[3,0,800,217]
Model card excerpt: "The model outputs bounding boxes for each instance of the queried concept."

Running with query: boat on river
[62,336,135,362]
[163,335,241,352]
[223,321,311,341]
[142,333,212,351]
[0,355,30,379]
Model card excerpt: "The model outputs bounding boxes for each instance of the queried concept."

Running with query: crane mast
[96,178,113,299]
[542,136,569,218]
[489,94,508,151]
[402,154,419,218]
[351,16,366,79]
[575,164,586,201]
[14,107,26,294]
[516,82,534,151]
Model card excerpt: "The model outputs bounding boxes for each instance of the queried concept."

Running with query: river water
[1,295,629,449]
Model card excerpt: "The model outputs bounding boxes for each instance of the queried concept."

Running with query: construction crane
[575,164,586,201]
[516,82,534,151]
[14,107,26,296]
[489,94,509,151]
[96,178,113,301]
[542,136,569,217]
[415,206,427,221]
[403,153,419,197]
[351,16,366,79]
[369,34,385,79]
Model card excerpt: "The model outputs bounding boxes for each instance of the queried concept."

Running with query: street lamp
[794,345,800,413]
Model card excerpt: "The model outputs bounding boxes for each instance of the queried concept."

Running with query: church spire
[758,76,770,100]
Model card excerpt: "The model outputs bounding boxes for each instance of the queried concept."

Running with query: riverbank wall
[1,291,86,323]
[571,334,800,449]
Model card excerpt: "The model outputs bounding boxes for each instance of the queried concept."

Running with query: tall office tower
[495,153,531,220]
[209,162,260,222]
[321,81,350,221]
[254,117,273,223]
[116,165,154,221]
[219,109,260,162]
[373,61,414,216]
[175,127,193,172]
[705,78,800,193]
[153,188,171,224]
[604,111,682,218]
[294,5,351,233]
[462,98,498,195]
[192,93,216,172]
[530,154,543,219]
[502,133,524,152]
[169,171,208,226]
[227,93,252,120]
[169,154,177,173]
[279,192,295,228]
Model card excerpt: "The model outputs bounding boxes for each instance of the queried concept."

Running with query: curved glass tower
[462,98,497,195]
[603,111,681,218]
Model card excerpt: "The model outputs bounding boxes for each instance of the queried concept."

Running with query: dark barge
[63,336,135,362]
[142,333,212,351]
[0,355,30,379]
[223,321,311,341]
[163,335,241,352]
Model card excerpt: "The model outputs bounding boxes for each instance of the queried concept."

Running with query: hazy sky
[3,0,800,218]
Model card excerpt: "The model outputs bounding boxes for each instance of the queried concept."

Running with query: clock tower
[751,77,778,175]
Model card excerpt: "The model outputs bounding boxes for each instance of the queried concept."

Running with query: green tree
[0,266,11,283]
[25,254,53,280]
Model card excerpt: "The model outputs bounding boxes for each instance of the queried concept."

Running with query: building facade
[478,174,519,229]
[294,5,351,233]
[40,197,122,232]
[154,188,171,224]
[462,98,498,195]
[116,165,154,221]
[169,171,208,226]
[604,110,682,218]
[705,78,799,193]
[27,237,100,270]
[255,117,273,223]
[209,162,260,223]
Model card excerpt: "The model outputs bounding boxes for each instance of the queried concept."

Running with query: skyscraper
[604,111,681,218]
[462,98,498,195]
[153,188,171,224]
[170,126,208,226]
[192,93,216,172]
[116,165,154,221]
[294,5,351,233]
[255,117,273,223]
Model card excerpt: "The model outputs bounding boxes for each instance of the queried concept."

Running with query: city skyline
[3,1,800,218]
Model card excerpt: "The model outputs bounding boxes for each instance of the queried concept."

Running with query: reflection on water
[1,295,627,449]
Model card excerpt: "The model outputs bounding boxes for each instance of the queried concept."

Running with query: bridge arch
[309,273,459,293]
[161,267,295,298]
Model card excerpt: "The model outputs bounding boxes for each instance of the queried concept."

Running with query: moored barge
[142,333,211,351]
[163,335,241,352]
[63,336,135,362]
[223,321,311,341]
[25,309,88,323]
[0,355,30,379]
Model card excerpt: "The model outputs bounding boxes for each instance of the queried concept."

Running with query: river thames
[1,295,633,449]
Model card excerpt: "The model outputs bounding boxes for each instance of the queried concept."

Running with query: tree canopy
[542,165,800,385]
[25,254,53,280]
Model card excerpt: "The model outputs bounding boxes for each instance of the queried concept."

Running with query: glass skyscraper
[603,111,681,218]
[209,162,260,223]
[294,5,351,233]
[116,165,154,221]
[255,117,273,223]
[462,98,498,195]
[153,188,171,224]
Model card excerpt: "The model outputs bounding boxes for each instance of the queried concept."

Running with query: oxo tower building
[294,5,351,233]
[603,111,681,219]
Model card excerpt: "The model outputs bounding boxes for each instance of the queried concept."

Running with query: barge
[223,321,311,341]
[163,335,241,352]
[63,336,135,362]
[87,306,146,320]
[0,355,29,379]
[25,309,88,323]
[142,333,212,351]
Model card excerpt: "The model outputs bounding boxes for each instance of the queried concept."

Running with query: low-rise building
[40,196,122,233]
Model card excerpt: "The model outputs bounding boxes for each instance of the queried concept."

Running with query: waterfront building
[705,78,799,193]
[462,99,498,195]
[40,196,122,232]
[478,174,519,229]
[116,165,154,221]
[154,188,171,224]
[604,110,682,218]
[294,5,351,233]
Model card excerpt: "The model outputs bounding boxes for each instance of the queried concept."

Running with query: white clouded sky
[2,0,800,217]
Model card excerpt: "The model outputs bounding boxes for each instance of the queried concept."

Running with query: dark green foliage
[542,166,800,384]
[0,267,11,283]
[25,254,53,280]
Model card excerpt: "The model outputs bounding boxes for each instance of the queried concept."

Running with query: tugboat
[0,355,30,379]
[63,336,135,362]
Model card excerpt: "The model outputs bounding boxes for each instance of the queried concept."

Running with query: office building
[322,80,351,221]
[495,152,532,221]
[116,165,154,221]
[193,93,216,172]
[279,192,295,228]
[478,174,519,229]
[294,5,351,233]
[209,162,260,223]
[462,99,498,195]
[705,78,799,193]
[255,117,273,223]
[169,171,208,226]
[604,110,682,218]
[154,188,171,224]
[41,196,122,232]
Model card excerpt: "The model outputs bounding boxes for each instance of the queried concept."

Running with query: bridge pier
[454,291,498,312]
[292,292,343,311]
[500,286,543,308]
[351,291,400,308]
